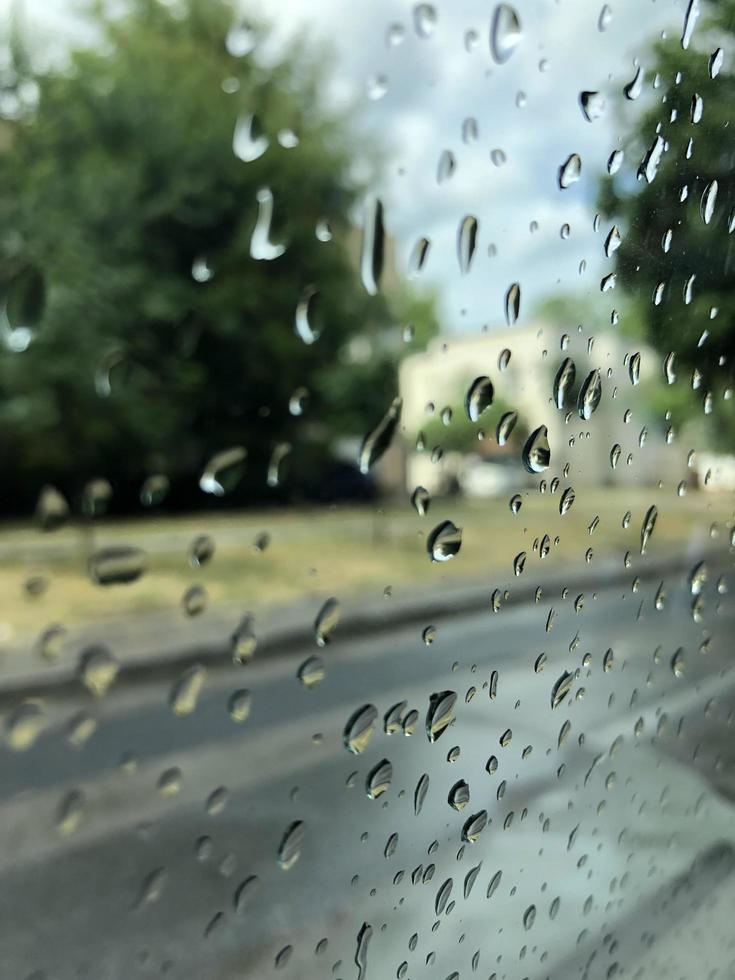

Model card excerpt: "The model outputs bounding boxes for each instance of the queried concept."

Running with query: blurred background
[0,1,733,978]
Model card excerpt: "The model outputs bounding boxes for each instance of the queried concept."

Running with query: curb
[0,545,728,707]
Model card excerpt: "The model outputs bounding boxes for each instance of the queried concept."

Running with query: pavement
[0,563,733,980]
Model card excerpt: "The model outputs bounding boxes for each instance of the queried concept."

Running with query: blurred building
[399,323,688,495]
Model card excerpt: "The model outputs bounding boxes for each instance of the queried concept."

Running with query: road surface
[0,569,734,980]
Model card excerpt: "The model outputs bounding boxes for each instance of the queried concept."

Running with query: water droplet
[294,286,321,345]
[233,113,268,163]
[414,773,430,814]
[578,369,602,420]
[359,197,384,296]
[490,4,522,64]
[267,442,291,488]
[690,560,708,596]
[608,149,624,175]
[448,779,470,811]
[366,73,388,101]
[505,282,521,325]
[509,494,522,514]
[523,904,537,930]
[551,670,574,709]
[182,584,207,617]
[344,704,378,755]
[6,702,44,751]
[624,66,644,100]
[228,689,251,723]
[231,615,257,664]
[579,91,605,121]
[522,426,551,473]
[437,149,456,183]
[465,376,494,421]
[640,505,657,555]
[427,520,462,562]
[189,535,214,569]
[169,664,207,716]
[462,810,488,843]
[559,487,575,515]
[359,396,402,473]
[513,551,527,576]
[57,788,85,836]
[409,237,431,277]
[458,215,479,274]
[250,187,285,260]
[598,4,612,30]
[314,597,340,647]
[496,411,518,446]
[414,3,437,38]
[140,474,169,508]
[604,225,622,257]
[490,148,506,167]
[426,690,457,742]
[671,648,686,678]
[629,351,641,386]
[226,19,256,56]
[200,446,247,496]
[88,547,147,586]
[553,357,576,409]
[278,820,305,869]
[366,758,393,799]
[639,134,665,184]
[558,153,581,189]
[701,180,718,224]
[411,486,430,516]
[709,47,724,78]
[681,0,700,49]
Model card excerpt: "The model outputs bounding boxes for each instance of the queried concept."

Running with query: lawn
[0,485,730,645]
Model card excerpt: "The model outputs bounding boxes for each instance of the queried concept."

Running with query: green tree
[0,0,435,514]
[598,0,735,444]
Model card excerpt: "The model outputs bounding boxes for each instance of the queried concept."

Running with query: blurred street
[0,571,733,980]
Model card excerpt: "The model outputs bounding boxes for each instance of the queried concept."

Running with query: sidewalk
[0,539,726,704]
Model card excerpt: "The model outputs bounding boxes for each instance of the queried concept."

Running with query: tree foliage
[598,0,735,444]
[0,0,435,513]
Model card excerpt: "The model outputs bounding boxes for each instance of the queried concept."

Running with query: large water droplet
[624,66,644,100]
[250,187,285,260]
[681,0,700,49]
[558,153,581,189]
[409,237,431,277]
[232,113,268,162]
[629,352,641,386]
[701,180,718,225]
[639,135,665,184]
[414,3,437,38]
[604,225,622,257]
[579,91,605,121]
[465,376,494,421]
[414,773,430,814]
[294,286,321,345]
[462,810,488,843]
[490,4,522,64]
[458,215,478,274]
[427,520,462,562]
[551,670,573,709]
[505,282,521,325]
[169,664,206,716]
[88,547,147,586]
[640,504,658,555]
[663,352,676,384]
[577,369,602,420]
[200,447,247,496]
[426,690,457,742]
[360,198,385,295]
[496,411,518,446]
[559,486,575,515]
[278,821,305,870]
[366,758,393,799]
[522,426,551,473]
[314,597,340,647]
[411,485,430,516]
[448,779,470,811]
[553,358,576,409]
[344,704,378,755]
[359,396,402,473]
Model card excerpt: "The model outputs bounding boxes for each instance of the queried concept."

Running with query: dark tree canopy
[599,0,735,444]
[0,0,430,514]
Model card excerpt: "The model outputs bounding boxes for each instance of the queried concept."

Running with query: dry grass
[0,486,731,646]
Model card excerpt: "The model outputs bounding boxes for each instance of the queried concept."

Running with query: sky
[2,0,700,332]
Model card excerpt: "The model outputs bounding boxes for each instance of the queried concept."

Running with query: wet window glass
[0,0,733,977]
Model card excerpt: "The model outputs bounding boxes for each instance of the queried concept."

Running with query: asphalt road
[1,569,734,980]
